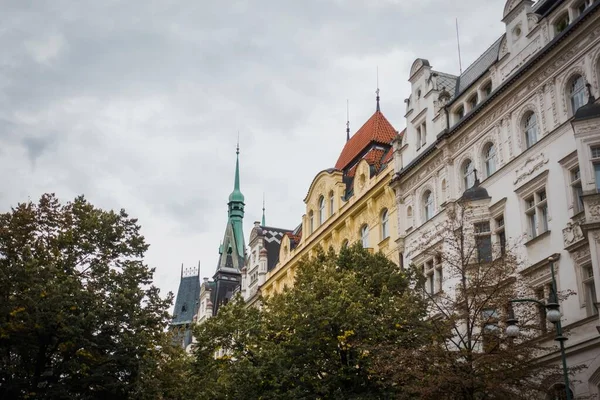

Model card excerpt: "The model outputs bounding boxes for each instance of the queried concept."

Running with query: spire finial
[376,66,380,112]
[346,99,350,142]
[236,131,240,155]
[261,193,266,226]
[586,83,596,104]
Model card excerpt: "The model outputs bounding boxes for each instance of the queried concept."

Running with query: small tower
[170,263,200,350]
[211,143,246,315]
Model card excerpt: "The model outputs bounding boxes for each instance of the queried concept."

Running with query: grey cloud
[0,0,509,298]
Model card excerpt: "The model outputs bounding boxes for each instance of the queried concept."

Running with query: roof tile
[334,110,398,170]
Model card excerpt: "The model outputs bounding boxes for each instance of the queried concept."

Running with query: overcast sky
[1,0,507,304]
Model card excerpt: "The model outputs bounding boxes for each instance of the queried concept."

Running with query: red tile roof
[334,110,398,170]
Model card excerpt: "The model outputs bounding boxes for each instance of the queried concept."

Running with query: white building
[391,0,600,397]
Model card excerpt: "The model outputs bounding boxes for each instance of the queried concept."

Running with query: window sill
[571,210,585,220]
[378,236,391,247]
[524,230,551,247]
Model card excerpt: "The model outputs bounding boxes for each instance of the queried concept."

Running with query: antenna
[456,18,463,75]
[376,66,380,112]
[236,131,240,154]
[262,193,266,226]
[346,99,350,141]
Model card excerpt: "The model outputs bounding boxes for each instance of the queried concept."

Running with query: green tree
[0,193,186,399]
[192,244,430,399]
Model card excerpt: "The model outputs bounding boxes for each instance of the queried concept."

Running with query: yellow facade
[261,159,398,297]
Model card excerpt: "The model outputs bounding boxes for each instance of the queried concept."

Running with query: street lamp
[505,255,571,400]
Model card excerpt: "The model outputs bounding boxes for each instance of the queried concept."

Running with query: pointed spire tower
[376,66,381,112]
[212,139,246,315]
[346,99,350,142]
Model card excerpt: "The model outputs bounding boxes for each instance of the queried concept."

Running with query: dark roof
[573,88,600,121]
[461,179,490,202]
[171,274,200,325]
[450,36,502,102]
[433,71,458,95]
[260,226,293,271]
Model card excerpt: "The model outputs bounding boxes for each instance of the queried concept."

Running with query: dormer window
[468,94,478,110]
[455,105,465,121]
[555,13,570,34]
[482,82,492,99]
[575,0,592,16]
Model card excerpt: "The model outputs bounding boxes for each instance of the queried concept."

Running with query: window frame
[569,74,586,115]
[483,142,497,178]
[423,190,434,222]
[381,209,390,240]
[592,145,600,192]
[463,159,475,189]
[523,111,538,149]
[360,225,369,248]
[329,191,334,216]
[318,196,325,225]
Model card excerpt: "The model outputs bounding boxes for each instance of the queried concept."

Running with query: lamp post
[505,255,571,400]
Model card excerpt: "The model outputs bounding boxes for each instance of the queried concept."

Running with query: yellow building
[261,100,403,297]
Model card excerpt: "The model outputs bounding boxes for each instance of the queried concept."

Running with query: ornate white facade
[392,0,600,397]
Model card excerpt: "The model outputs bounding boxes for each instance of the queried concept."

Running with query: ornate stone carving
[586,196,600,221]
[563,220,584,248]
[514,152,548,185]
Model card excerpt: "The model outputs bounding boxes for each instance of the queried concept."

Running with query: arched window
[468,94,478,110]
[329,191,334,216]
[524,112,538,148]
[455,105,465,121]
[482,81,492,99]
[360,225,369,248]
[341,239,349,248]
[423,190,434,222]
[381,209,389,240]
[308,210,314,234]
[483,143,497,177]
[318,196,325,225]
[569,75,586,115]
[463,159,475,189]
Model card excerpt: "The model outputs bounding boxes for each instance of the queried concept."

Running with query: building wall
[392,0,600,397]
[261,161,398,297]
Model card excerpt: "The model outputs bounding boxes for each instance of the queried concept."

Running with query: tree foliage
[0,193,188,399]
[192,244,430,399]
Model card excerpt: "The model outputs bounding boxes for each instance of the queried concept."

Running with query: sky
[0,0,507,305]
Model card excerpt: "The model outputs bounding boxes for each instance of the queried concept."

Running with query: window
[483,143,497,177]
[570,167,584,214]
[555,12,570,34]
[524,112,538,148]
[494,215,506,257]
[421,256,443,295]
[535,286,549,333]
[569,75,586,114]
[423,190,434,222]
[318,196,325,225]
[525,188,549,239]
[583,264,598,316]
[475,221,492,263]
[463,159,475,189]
[482,81,492,98]
[381,209,389,240]
[455,105,465,121]
[360,225,369,248]
[481,308,500,353]
[407,206,413,228]
[468,94,478,110]
[416,126,422,149]
[592,146,600,191]
[575,0,592,16]
[416,122,426,149]
[309,210,314,234]
[329,191,334,216]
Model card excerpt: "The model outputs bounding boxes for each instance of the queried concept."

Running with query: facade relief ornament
[563,220,585,248]
[586,196,600,222]
[514,152,548,185]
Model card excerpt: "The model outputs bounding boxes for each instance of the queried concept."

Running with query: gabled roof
[335,110,398,170]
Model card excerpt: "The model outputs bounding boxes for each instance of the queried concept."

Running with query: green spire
[261,193,266,226]
[228,143,244,203]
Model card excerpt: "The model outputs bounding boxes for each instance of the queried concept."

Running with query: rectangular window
[494,215,506,257]
[474,222,492,263]
[416,126,422,150]
[421,259,441,295]
[421,122,427,147]
[593,146,600,191]
[524,187,549,239]
[535,286,548,334]
[571,167,584,214]
[595,163,600,191]
[583,264,598,317]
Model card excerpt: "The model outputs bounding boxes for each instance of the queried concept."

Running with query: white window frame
[329,192,334,216]
[423,190,434,222]
[483,143,497,178]
[569,75,586,115]
[524,112,538,149]
[381,209,389,240]
[360,225,369,248]
[318,196,325,225]
[463,159,475,189]
[592,145,600,192]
